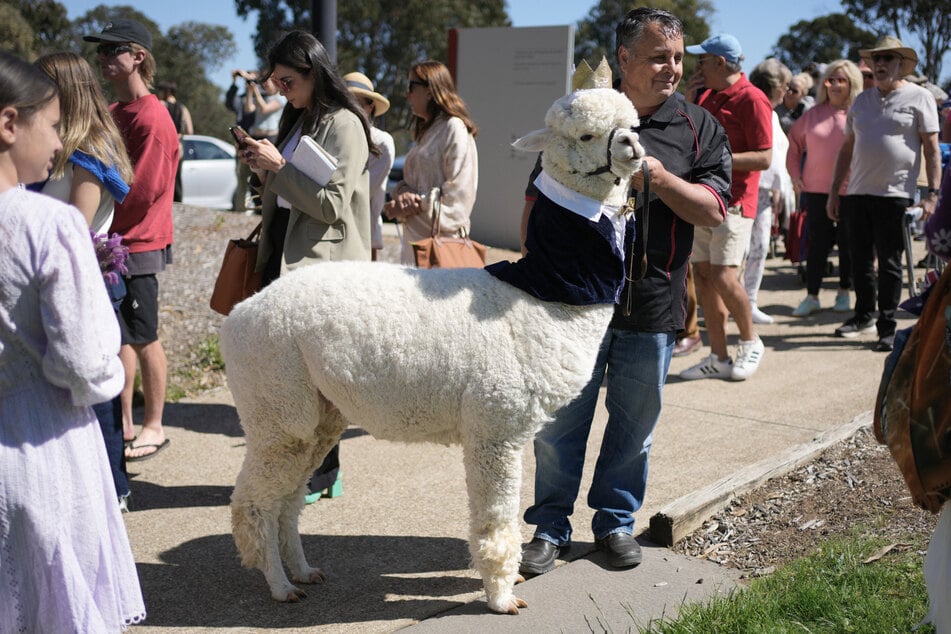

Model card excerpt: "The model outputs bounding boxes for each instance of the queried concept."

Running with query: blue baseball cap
[686,33,743,65]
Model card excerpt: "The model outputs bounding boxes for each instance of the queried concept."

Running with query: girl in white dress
[0,51,146,631]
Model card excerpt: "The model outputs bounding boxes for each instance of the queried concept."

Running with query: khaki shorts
[691,206,754,266]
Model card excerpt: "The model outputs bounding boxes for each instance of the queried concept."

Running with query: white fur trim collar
[534,170,627,253]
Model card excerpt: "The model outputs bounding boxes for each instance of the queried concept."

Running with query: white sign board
[452,26,574,251]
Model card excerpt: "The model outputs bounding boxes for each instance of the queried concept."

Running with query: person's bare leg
[120,344,137,442]
[708,264,756,342]
[125,340,167,459]
[694,262,730,361]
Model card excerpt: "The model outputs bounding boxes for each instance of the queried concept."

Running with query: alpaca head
[513,88,645,207]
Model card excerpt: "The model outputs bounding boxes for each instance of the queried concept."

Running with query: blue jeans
[524,328,675,545]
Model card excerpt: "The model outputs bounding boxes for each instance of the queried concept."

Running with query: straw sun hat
[859,36,918,76]
[343,72,390,117]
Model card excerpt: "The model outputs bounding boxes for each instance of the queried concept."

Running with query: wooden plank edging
[647,411,873,547]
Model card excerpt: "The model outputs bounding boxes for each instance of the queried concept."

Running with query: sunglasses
[96,43,133,57]
[862,72,874,79]
[871,53,898,64]
[406,79,428,93]
[274,76,295,92]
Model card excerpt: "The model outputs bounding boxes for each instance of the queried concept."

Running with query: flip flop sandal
[125,438,171,462]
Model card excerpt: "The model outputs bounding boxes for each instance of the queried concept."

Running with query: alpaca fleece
[223,85,644,614]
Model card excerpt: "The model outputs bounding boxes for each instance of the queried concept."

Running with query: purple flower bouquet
[90,231,129,286]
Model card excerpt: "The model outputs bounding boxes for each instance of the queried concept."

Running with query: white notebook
[291,135,338,186]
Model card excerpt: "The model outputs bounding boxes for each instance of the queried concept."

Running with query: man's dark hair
[615,8,683,61]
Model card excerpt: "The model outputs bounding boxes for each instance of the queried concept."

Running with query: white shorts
[691,206,754,267]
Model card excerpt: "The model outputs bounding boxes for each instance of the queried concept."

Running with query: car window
[183,139,231,161]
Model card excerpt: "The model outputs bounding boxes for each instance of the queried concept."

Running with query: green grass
[165,334,225,401]
[643,535,935,634]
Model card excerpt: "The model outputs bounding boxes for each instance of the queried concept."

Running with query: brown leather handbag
[411,188,486,269]
[210,222,263,315]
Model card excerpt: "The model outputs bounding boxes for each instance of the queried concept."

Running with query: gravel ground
[156,205,259,396]
[671,426,939,576]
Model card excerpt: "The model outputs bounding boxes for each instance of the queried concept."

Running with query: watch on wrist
[928,188,940,196]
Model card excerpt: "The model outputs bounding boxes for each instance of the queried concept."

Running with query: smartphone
[229,125,249,146]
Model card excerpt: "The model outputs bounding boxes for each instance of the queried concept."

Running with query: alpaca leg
[232,464,306,601]
[280,484,326,585]
[232,428,328,601]
[463,439,529,615]
[281,406,348,585]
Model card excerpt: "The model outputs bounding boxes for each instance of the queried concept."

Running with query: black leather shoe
[596,532,642,568]
[519,538,568,576]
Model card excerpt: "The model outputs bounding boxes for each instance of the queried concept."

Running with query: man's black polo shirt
[612,93,731,332]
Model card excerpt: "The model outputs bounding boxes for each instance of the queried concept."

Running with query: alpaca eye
[580,134,593,141]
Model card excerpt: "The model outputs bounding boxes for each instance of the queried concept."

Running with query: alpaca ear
[511,128,550,153]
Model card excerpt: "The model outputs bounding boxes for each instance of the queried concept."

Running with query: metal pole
[312,0,337,62]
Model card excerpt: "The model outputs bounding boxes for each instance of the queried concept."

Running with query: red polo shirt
[697,73,772,219]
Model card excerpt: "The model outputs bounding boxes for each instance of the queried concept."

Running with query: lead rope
[623,161,650,317]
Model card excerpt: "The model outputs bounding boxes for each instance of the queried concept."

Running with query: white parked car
[180,134,238,210]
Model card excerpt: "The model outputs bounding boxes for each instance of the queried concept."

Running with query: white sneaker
[680,354,734,380]
[750,303,774,324]
[731,337,765,381]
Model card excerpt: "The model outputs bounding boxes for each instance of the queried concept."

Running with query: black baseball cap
[83,18,152,52]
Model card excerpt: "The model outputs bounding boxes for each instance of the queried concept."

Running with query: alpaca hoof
[293,567,326,584]
[488,595,528,615]
[515,573,526,584]
[272,585,307,602]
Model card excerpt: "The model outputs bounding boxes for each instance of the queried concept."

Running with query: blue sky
[64,0,946,90]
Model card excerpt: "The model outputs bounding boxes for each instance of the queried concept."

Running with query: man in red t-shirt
[84,19,178,463]
[681,33,773,381]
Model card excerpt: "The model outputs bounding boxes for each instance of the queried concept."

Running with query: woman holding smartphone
[237,30,374,284]
[236,30,375,497]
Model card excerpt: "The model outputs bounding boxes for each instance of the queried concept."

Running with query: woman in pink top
[786,60,863,316]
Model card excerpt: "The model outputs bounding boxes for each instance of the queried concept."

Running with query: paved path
[123,235,921,632]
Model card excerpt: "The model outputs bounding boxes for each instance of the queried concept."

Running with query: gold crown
[572,57,612,91]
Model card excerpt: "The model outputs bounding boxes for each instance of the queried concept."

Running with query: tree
[0,0,77,57]
[574,0,715,82]
[0,4,36,59]
[841,0,951,82]
[233,0,509,150]
[771,14,878,73]
[66,4,237,138]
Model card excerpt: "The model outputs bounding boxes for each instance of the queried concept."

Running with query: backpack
[874,264,951,512]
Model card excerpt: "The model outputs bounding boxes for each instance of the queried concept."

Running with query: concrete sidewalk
[122,240,919,632]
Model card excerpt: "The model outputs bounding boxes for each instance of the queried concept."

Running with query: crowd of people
[1,8,950,631]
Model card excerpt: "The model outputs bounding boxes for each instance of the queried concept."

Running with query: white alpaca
[222,87,644,614]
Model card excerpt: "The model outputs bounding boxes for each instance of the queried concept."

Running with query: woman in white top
[247,75,287,143]
[384,60,478,265]
[747,58,795,324]
[35,51,136,508]
[35,51,133,233]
